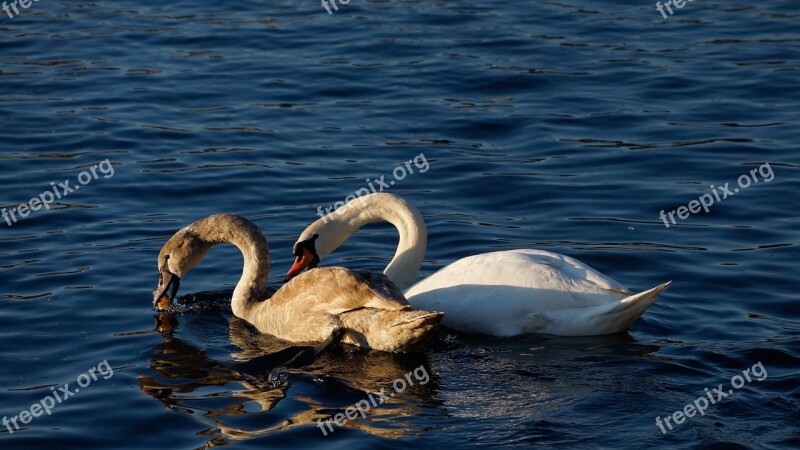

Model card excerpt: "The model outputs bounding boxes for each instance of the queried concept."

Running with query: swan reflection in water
[139,313,442,444]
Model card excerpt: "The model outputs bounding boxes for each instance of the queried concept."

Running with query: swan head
[285,207,358,281]
[285,232,321,281]
[153,227,211,310]
[285,193,426,289]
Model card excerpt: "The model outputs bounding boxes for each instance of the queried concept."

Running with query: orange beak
[285,248,314,281]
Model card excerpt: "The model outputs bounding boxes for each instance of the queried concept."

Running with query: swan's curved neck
[190,214,270,318]
[317,194,426,291]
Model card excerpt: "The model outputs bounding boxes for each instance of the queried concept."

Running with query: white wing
[405,250,668,336]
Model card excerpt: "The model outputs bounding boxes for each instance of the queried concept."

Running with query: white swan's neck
[316,194,426,291]
[189,214,270,318]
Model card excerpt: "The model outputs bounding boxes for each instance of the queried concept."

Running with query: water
[1,0,798,448]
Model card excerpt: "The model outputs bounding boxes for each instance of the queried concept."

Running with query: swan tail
[615,281,671,326]
[338,308,443,352]
[389,310,443,328]
[526,281,671,336]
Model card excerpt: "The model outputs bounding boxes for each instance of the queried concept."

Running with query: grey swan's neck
[188,214,270,318]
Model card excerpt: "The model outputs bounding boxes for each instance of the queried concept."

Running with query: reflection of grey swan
[286,193,670,337]
[153,214,442,352]
[139,317,438,444]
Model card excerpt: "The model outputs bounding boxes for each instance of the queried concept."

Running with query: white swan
[285,193,670,337]
[153,213,442,353]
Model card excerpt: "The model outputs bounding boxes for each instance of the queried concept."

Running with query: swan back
[243,266,439,348]
[269,267,410,314]
[406,249,629,305]
[404,249,640,336]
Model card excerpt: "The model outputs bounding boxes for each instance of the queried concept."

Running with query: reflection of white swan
[153,213,441,352]
[287,193,670,337]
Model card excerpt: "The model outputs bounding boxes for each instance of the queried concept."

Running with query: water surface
[1,0,798,449]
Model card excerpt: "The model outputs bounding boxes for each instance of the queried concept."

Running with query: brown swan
[153,213,442,353]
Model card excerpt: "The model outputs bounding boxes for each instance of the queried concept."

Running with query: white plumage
[404,249,670,336]
[293,193,670,337]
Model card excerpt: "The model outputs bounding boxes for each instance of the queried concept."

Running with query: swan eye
[294,235,319,256]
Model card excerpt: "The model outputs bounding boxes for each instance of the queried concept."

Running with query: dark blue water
[1,0,798,448]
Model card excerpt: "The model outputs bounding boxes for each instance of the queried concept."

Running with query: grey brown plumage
[156,214,442,352]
